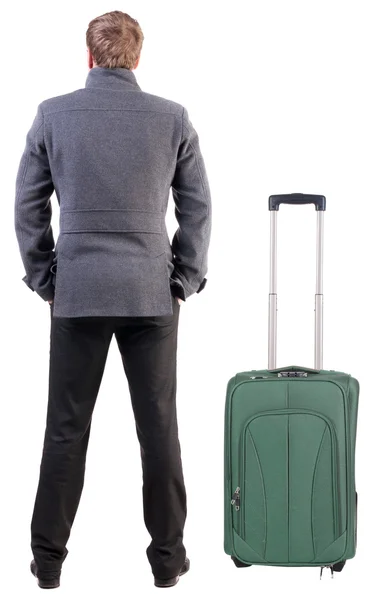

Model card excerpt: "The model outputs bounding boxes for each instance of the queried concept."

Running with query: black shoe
[154,557,190,588]
[30,560,61,589]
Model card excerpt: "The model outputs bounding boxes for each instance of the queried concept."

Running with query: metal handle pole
[268,211,277,369]
[314,211,324,369]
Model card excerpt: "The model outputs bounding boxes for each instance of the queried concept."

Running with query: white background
[1,0,386,598]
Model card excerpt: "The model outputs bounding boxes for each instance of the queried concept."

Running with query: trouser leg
[114,297,186,579]
[31,313,113,575]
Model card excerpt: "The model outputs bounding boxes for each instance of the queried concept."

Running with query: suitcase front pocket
[236,409,340,564]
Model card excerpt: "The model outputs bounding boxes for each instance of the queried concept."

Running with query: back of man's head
[86,10,144,70]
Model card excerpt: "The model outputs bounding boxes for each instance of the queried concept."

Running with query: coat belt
[60,209,162,233]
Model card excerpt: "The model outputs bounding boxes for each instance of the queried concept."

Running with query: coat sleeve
[14,103,56,302]
[170,107,212,301]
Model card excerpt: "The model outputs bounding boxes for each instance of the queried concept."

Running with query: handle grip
[269,193,326,212]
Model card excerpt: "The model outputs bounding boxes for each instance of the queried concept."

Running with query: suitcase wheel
[231,556,251,568]
[332,560,346,572]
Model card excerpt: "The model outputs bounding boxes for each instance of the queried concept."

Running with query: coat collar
[85,67,141,91]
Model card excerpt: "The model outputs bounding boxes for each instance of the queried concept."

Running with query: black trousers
[30,295,186,580]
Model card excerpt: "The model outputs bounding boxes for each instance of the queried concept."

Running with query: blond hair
[86,10,144,70]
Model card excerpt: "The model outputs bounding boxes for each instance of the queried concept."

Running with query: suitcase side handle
[269,193,326,212]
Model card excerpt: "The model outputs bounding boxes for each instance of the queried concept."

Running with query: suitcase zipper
[231,487,240,511]
[320,564,334,579]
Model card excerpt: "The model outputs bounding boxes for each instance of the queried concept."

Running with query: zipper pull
[319,565,334,579]
[231,487,240,511]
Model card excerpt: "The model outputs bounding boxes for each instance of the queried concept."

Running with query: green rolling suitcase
[224,194,359,577]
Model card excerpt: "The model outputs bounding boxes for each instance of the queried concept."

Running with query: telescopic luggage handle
[269,193,326,212]
[268,193,326,371]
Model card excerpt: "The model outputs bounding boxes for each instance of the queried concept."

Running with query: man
[14,10,211,589]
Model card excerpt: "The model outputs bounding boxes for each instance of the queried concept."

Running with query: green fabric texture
[224,366,359,567]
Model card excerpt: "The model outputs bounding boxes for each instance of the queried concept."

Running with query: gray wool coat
[14,67,212,317]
